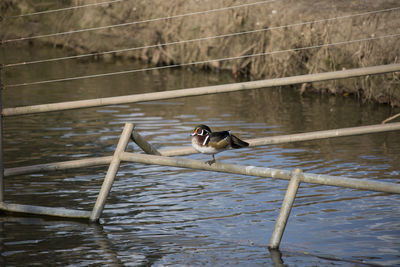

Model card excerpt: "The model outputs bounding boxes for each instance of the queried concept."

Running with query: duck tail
[231,134,249,148]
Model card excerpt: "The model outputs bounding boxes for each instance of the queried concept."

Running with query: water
[1,45,400,266]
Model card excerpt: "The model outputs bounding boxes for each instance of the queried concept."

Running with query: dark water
[1,45,400,266]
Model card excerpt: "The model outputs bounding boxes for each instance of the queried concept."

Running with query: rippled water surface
[1,46,400,266]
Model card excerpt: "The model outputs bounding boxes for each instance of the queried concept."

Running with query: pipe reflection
[269,247,285,267]
[0,215,174,266]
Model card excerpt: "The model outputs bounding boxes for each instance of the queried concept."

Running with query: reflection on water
[1,45,400,266]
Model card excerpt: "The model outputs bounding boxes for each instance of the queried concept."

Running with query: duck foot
[206,159,216,165]
[206,155,216,165]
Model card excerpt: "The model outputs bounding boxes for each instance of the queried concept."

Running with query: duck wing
[208,131,231,149]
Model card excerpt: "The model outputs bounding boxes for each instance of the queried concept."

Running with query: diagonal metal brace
[130,126,161,155]
[90,123,134,222]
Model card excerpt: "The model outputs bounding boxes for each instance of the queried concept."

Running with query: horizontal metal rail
[161,122,400,156]
[119,152,400,194]
[4,156,112,177]
[3,64,400,116]
[5,122,400,177]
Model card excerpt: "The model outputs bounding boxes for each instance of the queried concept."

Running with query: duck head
[191,124,212,137]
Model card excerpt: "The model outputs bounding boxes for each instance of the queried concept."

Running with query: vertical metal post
[0,67,4,202]
[269,168,302,249]
[90,123,134,222]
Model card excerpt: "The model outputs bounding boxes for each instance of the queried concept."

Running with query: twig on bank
[382,112,400,124]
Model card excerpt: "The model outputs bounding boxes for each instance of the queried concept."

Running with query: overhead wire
[3,6,400,69]
[1,0,277,44]
[4,32,400,89]
[2,0,124,19]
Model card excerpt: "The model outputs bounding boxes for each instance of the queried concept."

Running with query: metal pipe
[119,152,400,194]
[0,68,3,202]
[5,122,400,177]
[4,156,112,177]
[131,128,161,155]
[3,64,400,116]
[161,122,400,156]
[90,123,133,222]
[247,122,400,147]
[0,202,91,219]
[269,168,302,249]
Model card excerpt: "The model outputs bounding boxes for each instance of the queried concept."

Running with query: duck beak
[191,129,197,136]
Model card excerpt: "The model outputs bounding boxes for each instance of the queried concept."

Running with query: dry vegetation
[2,0,400,105]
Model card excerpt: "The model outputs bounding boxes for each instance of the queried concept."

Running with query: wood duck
[191,124,249,165]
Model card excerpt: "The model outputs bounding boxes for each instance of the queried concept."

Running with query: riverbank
[1,0,400,106]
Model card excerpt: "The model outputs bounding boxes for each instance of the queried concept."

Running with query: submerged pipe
[0,202,91,219]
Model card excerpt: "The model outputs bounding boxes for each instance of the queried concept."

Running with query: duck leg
[206,154,216,165]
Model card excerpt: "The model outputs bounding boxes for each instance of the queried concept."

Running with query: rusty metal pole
[269,168,302,249]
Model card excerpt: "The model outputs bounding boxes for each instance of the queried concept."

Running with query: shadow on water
[1,45,400,266]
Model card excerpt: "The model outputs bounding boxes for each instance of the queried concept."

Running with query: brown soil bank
[2,0,400,106]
